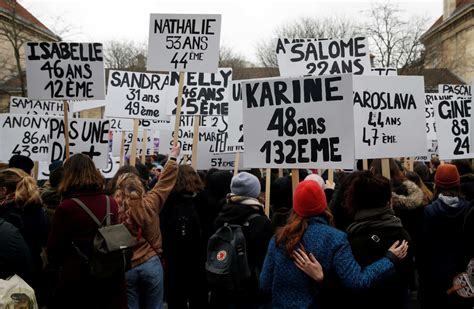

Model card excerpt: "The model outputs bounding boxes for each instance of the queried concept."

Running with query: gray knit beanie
[230,172,261,199]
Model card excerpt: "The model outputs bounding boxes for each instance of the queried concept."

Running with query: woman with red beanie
[419,164,474,309]
[260,180,409,308]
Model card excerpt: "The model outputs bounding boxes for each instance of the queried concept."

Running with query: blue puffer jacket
[260,216,395,308]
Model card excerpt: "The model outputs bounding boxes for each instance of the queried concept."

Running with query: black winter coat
[346,207,413,309]
[0,218,33,280]
[419,196,474,309]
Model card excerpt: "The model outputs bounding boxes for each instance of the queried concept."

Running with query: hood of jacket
[214,194,264,228]
[392,180,424,210]
[427,195,470,219]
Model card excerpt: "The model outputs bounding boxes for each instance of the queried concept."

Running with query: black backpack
[205,213,259,290]
[71,196,136,280]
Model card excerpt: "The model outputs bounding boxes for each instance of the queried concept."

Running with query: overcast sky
[21,0,442,64]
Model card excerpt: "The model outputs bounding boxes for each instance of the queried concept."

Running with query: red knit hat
[293,180,327,217]
[435,164,460,189]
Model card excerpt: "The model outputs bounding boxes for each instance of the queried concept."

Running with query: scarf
[346,206,403,235]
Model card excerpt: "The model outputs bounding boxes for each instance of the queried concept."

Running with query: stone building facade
[420,0,474,84]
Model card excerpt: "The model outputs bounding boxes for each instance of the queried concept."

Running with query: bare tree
[255,16,361,67]
[364,3,428,68]
[103,40,147,71]
[219,44,252,69]
[0,0,29,96]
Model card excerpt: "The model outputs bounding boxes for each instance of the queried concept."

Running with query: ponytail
[0,168,41,206]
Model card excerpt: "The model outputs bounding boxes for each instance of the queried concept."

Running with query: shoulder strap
[71,198,101,227]
[242,213,261,226]
[105,196,111,226]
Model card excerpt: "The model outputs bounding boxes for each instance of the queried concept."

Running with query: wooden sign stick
[141,130,148,163]
[328,169,334,184]
[129,119,139,166]
[233,152,240,175]
[33,161,39,181]
[291,169,299,192]
[119,131,126,167]
[63,100,71,160]
[191,115,200,169]
[173,72,185,146]
[363,159,368,170]
[382,159,391,180]
[265,168,271,217]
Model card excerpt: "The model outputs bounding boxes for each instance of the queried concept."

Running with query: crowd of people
[0,149,473,309]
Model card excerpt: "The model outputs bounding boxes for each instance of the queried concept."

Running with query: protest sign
[227,81,244,149]
[0,114,51,162]
[353,76,426,159]
[37,162,50,181]
[111,130,154,157]
[160,125,218,155]
[414,140,438,162]
[425,93,454,141]
[147,14,221,72]
[370,68,398,76]
[9,97,68,115]
[100,154,121,179]
[167,69,232,116]
[242,74,354,169]
[49,118,110,168]
[438,84,471,96]
[434,96,472,159]
[276,37,371,77]
[108,118,172,131]
[25,42,105,100]
[196,134,244,170]
[104,70,174,120]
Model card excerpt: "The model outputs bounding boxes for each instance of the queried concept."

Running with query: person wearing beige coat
[114,144,180,309]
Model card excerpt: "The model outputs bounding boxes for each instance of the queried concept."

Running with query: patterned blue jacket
[260,216,395,308]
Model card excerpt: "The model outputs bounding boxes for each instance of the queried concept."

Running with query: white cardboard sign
[0,114,51,162]
[434,96,473,159]
[425,93,454,141]
[25,42,105,100]
[242,74,355,169]
[49,118,110,168]
[104,70,173,120]
[160,122,219,155]
[9,97,68,115]
[111,130,154,157]
[167,69,232,116]
[227,81,244,149]
[147,14,221,72]
[353,76,426,159]
[370,68,398,76]
[276,37,371,77]
[71,99,106,113]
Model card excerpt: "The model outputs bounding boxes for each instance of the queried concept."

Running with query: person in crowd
[305,173,336,204]
[0,217,33,281]
[8,155,34,175]
[414,161,433,191]
[202,170,233,240]
[210,172,273,308]
[105,165,140,195]
[346,171,414,309]
[0,162,9,171]
[260,180,408,308]
[429,157,441,181]
[47,154,126,309]
[0,168,48,302]
[419,164,474,309]
[452,159,474,202]
[270,175,293,229]
[160,165,208,308]
[147,163,164,189]
[41,166,64,223]
[113,144,180,309]
[329,171,364,231]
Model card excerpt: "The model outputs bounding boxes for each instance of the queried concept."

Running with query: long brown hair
[59,153,104,197]
[173,165,204,193]
[276,208,334,256]
[113,173,145,225]
[0,168,41,206]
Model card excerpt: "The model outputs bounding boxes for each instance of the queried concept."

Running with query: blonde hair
[0,168,41,206]
[114,173,145,225]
